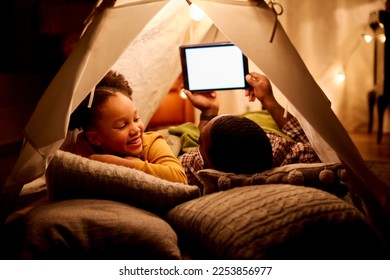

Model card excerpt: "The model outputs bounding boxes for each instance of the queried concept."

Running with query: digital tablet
[179,42,249,92]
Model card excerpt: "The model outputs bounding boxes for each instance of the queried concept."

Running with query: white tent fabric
[0,0,169,222]
[1,0,388,229]
[277,0,387,133]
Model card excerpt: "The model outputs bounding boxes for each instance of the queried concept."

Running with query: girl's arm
[133,133,188,184]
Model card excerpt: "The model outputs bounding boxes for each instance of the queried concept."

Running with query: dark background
[0,0,96,183]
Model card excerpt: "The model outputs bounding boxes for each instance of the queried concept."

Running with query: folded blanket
[168,122,200,154]
[168,111,291,155]
[241,110,292,140]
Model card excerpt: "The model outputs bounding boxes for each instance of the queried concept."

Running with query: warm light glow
[336,72,346,82]
[378,33,386,43]
[189,3,205,21]
[363,34,373,43]
[180,89,188,99]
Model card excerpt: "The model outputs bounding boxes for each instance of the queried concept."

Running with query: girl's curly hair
[69,70,133,131]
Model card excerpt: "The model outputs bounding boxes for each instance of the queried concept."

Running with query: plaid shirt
[179,117,321,187]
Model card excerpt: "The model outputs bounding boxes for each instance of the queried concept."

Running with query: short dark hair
[69,70,133,131]
[207,115,273,174]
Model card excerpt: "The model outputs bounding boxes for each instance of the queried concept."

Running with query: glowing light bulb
[336,72,346,82]
[190,3,205,21]
[363,34,373,43]
[180,89,188,99]
[378,33,386,43]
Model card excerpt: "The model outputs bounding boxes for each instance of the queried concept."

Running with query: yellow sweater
[67,130,187,184]
[134,132,188,184]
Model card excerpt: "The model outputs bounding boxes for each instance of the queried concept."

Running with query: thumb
[182,89,193,98]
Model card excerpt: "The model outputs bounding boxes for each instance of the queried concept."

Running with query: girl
[69,71,187,184]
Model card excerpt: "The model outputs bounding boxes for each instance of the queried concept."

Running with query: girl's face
[86,93,145,157]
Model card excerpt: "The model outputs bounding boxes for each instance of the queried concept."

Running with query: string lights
[362,11,386,44]
[337,9,387,84]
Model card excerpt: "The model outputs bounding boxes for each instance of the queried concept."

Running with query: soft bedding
[5,111,381,260]
[198,162,349,197]
[167,184,385,259]
[21,199,181,259]
[241,110,293,140]
[46,150,200,213]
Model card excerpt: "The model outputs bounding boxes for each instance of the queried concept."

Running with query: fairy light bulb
[363,34,373,43]
[189,3,205,21]
[336,72,346,82]
[378,33,386,43]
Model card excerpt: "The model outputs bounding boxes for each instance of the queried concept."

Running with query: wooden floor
[349,132,390,162]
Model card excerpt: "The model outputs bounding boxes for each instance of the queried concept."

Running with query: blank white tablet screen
[184,45,246,91]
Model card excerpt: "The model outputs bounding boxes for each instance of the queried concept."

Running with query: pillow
[46,150,200,213]
[167,184,385,259]
[21,199,181,259]
[198,162,349,197]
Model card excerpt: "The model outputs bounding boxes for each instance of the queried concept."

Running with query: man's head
[199,115,273,174]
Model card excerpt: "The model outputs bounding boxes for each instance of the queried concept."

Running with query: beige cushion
[167,184,385,259]
[21,199,181,259]
[46,150,200,213]
[198,162,349,197]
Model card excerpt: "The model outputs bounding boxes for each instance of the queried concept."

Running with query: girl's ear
[86,131,101,146]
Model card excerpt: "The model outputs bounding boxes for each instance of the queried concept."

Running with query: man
[180,72,321,187]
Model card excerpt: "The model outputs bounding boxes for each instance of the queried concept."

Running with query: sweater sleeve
[134,132,188,184]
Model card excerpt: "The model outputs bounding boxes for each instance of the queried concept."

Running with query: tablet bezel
[179,42,249,92]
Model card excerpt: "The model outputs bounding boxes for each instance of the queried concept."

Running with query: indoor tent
[0,0,388,238]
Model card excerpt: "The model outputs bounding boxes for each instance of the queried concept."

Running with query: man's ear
[86,131,101,146]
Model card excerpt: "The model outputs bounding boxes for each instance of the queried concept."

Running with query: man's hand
[183,89,219,115]
[245,72,274,106]
[245,72,293,127]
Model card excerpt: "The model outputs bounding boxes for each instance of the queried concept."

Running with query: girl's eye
[116,122,128,129]
[134,117,140,122]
